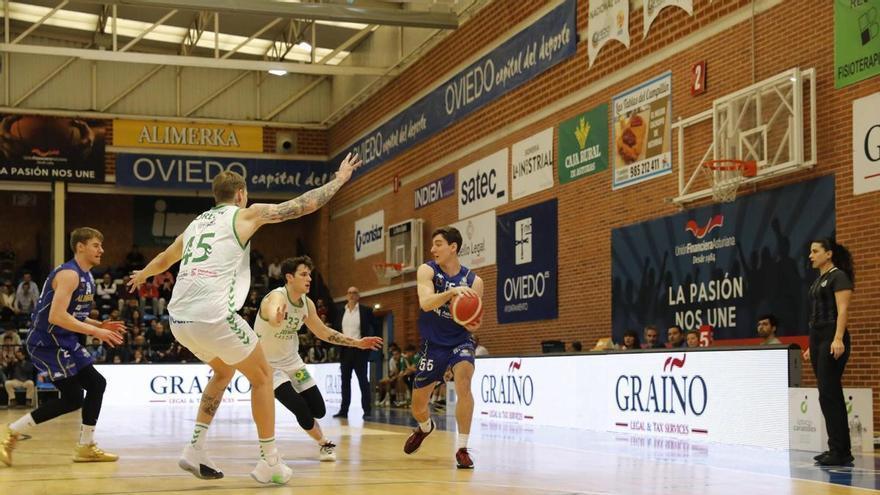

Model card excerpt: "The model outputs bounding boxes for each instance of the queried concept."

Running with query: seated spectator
[376,346,403,406]
[590,338,614,351]
[153,269,175,287]
[268,258,282,287]
[621,329,641,350]
[121,295,140,321]
[87,337,107,363]
[2,328,21,346]
[571,340,583,352]
[5,348,35,408]
[0,281,16,321]
[14,272,39,328]
[326,343,340,363]
[757,314,782,345]
[315,298,328,322]
[157,277,174,316]
[170,342,196,363]
[146,321,174,362]
[88,308,100,322]
[111,355,123,364]
[116,275,132,312]
[138,278,160,316]
[395,345,420,406]
[105,308,121,322]
[96,273,118,314]
[642,325,664,349]
[1,335,16,362]
[666,326,686,348]
[308,340,328,363]
[686,331,701,348]
[474,335,489,356]
[132,348,150,364]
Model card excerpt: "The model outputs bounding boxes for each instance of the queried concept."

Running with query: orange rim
[703,159,757,177]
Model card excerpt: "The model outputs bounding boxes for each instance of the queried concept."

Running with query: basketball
[451,293,482,326]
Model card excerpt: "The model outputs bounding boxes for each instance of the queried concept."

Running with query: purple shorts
[413,340,475,389]
[28,341,95,382]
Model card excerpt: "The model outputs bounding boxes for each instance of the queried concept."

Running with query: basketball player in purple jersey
[403,227,483,468]
[2,228,126,466]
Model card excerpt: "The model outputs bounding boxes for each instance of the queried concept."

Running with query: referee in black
[807,238,855,466]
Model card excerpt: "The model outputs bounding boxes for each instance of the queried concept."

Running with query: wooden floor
[1,404,877,495]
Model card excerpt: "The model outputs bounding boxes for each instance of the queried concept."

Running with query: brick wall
[324,0,880,425]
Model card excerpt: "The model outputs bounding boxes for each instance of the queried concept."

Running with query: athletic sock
[457,433,469,449]
[79,424,95,445]
[259,437,278,462]
[9,413,36,435]
[190,422,209,450]
[418,418,433,433]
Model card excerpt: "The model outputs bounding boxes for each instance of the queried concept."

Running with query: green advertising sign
[557,103,608,183]
[835,0,880,88]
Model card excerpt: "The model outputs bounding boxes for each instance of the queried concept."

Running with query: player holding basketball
[254,255,381,461]
[403,226,483,468]
[128,153,361,484]
[2,228,126,466]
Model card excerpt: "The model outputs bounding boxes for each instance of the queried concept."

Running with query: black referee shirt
[808,267,853,329]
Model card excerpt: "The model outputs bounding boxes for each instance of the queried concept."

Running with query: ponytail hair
[813,237,855,287]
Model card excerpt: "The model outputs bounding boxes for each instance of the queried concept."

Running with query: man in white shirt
[333,286,377,418]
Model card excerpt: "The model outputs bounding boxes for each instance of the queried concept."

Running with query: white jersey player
[128,152,361,485]
[255,256,381,461]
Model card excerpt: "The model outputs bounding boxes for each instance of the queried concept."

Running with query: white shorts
[272,363,317,392]
[170,313,258,366]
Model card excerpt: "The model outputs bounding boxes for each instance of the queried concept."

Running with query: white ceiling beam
[14,54,77,106]
[101,64,165,111]
[184,70,249,117]
[77,0,459,29]
[263,77,324,121]
[11,0,69,44]
[221,17,282,60]
[0,43,398,76]
[119,8,178,52]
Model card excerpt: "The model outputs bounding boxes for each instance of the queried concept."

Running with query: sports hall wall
[321,0,880,420]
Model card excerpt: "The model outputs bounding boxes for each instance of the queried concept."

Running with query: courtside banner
[611,176,835,343]
[472,348,792,449]
[0,115,106,183]
[115,153,331,193]
[96,363,365,415]
[113,119,263,152]
[333,0,576,181]
[496,199,557,323]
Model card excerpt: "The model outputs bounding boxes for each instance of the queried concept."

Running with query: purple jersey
[417,260,476,347]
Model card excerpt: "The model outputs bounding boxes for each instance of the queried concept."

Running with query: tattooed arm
[235,153,362,244]
[303,297,382,350]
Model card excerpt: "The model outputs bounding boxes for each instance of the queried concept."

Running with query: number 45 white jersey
[168,204,251,324]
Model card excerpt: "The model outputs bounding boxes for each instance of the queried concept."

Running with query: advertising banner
[414,173,455,209]
[0,115,106,183]
[496,199,557,323]
[612,72,672,189]
[557,104,609,183]
[511,128,554,200]
[333,0,577,181]
[116,153,331,193]
[587,0,630,67]
[834,0,880,88]
[96,363,366,416]
[451,210,496,269]
[611,176,835,342]
[472,348,793,449]
[113,119,263,152]
[354,210,385,260]
[458,149,509,219]
[789,388,874,452]
[133,196,212,247]
[853,92,880,195]
[644,0,693,37]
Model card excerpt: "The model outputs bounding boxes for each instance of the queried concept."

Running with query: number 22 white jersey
[168,204,251,324]
[253,287,309,369]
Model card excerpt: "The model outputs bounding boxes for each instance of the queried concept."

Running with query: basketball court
[2,404,878,495]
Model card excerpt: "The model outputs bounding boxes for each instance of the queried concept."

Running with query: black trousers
[809,324,851,455]
[339,348,370,414]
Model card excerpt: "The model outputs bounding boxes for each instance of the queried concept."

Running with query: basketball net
[372,262,403,285]
[703,159,757,203]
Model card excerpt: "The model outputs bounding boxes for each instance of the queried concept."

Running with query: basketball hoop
[702,159,757,203]
[372,262,403,285]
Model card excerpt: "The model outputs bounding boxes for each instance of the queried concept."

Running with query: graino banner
[611,176,835,343]
[113,119,263,152]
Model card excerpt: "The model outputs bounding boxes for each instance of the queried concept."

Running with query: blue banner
[116,153,331,193]
[414,173,455,209]
[497,199,558,323]
[611,176,836,343]
[336,0,577,181]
